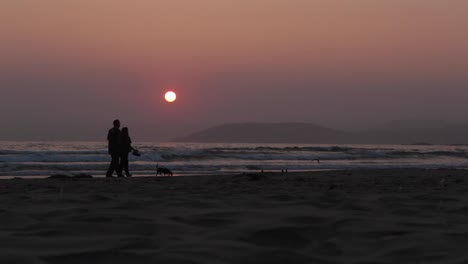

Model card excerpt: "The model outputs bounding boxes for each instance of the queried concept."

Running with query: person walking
[106,119,124,177]
[119,127,134,177]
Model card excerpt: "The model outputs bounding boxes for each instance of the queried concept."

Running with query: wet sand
[1,169,468,263]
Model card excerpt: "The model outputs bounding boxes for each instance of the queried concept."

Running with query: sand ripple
[1,169,468,263]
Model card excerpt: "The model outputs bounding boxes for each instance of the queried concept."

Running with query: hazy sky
[1,0,467,140]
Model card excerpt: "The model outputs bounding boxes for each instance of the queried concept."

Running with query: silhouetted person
[106,119,123,177]
[119,127,134,177]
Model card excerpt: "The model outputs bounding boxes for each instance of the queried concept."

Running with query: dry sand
[1,169,468,264]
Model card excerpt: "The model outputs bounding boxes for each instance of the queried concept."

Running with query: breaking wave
[1,141,468,177]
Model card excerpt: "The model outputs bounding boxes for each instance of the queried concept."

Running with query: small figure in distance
[119,127,135,177]
[106,119,124,178]
[156,164,173,176]
[313,159,320,164]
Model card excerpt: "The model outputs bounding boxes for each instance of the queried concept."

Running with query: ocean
[1,141,468,178]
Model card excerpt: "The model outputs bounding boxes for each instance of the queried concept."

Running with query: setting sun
[164,91,177,103]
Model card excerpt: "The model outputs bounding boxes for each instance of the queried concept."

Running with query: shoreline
[0,169,338,180]
[1,167,466,180]
[3,142,468,181]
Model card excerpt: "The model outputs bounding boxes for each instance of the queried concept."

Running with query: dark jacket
[107,127,121,155]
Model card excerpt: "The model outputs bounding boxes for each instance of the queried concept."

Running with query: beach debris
[245,173,266,181]
[48,174,71,179]
[49,174,93,180]
[72,174,94,179]
[439,178,448,187]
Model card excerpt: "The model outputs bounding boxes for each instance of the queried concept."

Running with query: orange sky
[1,0,468,140]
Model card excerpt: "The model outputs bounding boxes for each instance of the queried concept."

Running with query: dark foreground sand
[1,169,468,264]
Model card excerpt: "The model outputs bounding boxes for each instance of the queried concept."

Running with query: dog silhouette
[156,165,173,176]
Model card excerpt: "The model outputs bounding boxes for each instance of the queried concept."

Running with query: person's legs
[121,153,131,176]
[116,156,124,177]
[106,153,119,177]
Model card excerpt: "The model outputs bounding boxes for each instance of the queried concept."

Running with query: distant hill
[172,122,468,144]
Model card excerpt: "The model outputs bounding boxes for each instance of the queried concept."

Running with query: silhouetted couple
[106,119,135,178]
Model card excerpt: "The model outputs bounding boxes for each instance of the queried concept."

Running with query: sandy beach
[1,169,468,263]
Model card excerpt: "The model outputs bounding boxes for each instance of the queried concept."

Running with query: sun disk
[164,91,177,102]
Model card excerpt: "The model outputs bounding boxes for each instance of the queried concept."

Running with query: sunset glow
[1,1,468,140]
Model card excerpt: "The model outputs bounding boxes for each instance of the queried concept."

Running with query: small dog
[156,165,173,176]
